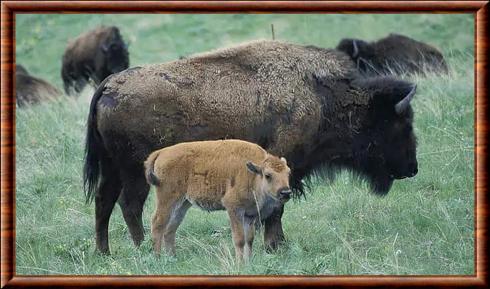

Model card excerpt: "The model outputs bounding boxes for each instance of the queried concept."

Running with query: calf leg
[163,200,192,256]
[243,217,255,262]
[227,209,246,262]
[118,173,150,247]
[263,204,286,252]
[95,165,122,254]
[151,191,181,255]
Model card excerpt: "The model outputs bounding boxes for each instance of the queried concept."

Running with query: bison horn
[395,84,417,114]
[352,40,359,58]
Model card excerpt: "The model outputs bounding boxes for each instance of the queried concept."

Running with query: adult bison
[16,64,61,107]
[84,40,419,254]
[336,33,448,75]
[61,26,129,95]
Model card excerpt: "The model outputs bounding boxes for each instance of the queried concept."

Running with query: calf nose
[279,189,292,199]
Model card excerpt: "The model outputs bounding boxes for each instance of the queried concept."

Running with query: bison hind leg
[118,173,150,248]
[95,161,123,254]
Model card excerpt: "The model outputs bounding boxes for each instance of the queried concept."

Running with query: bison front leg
[263,204,285,252]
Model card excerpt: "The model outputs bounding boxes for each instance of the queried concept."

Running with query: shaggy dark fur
[15,64,61,107]
[83,40,419,254]
[336,33,449,75]
[61,26,129,95]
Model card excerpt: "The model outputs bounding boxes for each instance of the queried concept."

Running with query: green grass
[15,14,474,275]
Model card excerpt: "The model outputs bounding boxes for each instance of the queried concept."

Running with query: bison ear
[280,157,287,164]
[246,161,262,175]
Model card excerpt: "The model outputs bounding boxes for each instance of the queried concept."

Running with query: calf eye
[265,173,272,181]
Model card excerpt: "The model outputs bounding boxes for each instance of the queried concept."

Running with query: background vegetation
[15,14,474,275]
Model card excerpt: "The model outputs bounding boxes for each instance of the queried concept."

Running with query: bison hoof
[265,239,286,253]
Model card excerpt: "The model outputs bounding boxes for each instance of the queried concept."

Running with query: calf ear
[280,157,287,164]
[246,161,262,175]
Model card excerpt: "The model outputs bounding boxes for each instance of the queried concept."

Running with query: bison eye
[265,173,272,181]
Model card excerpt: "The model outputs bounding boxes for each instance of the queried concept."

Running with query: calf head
[247,156,292,202]
[354,77,418,195]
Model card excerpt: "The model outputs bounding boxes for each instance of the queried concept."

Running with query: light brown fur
[145,139,291,261]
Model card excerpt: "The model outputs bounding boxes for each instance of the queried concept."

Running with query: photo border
[1,1,488,288]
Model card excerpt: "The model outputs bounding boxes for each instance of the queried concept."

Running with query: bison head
[337,35,449,75]
[353,77,418,195]
[336,38,378,74]
[97,27,129,77]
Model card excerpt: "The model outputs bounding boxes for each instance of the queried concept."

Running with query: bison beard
[84,40,418,254]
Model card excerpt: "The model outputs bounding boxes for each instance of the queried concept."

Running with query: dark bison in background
[336,33,448,75]
[16,64,61,107]
[84,40,419,254]
[61,26,129,95]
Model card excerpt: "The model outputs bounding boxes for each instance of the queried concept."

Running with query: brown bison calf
[16,64,61,107]
[61,26,129,95]
[145,140,291,261]
[337,33,448,75]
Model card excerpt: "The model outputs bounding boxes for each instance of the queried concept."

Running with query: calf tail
[145,151,161,186]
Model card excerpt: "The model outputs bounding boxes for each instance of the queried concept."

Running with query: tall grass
[15,14,474,275]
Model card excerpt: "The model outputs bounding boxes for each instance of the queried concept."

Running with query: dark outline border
[1,1,488,288]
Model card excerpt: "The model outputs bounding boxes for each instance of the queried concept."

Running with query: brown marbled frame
[1,1,488,288]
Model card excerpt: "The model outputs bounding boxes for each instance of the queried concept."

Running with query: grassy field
[15,14,474,275]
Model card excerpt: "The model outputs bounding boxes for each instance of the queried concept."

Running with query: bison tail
[144,151,161,187]
[83,76,111,204]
